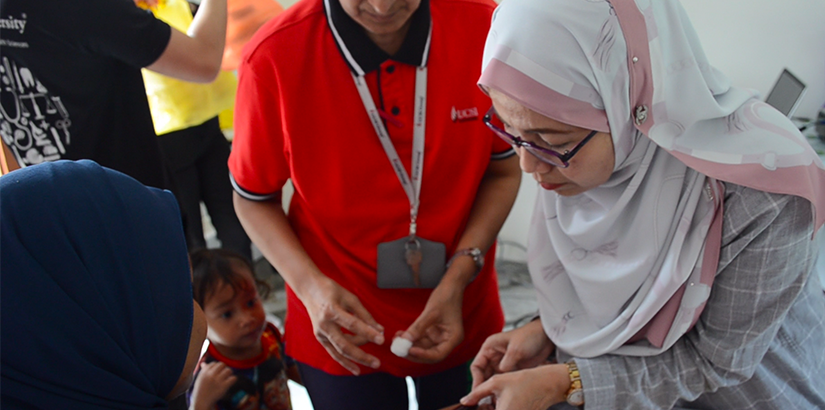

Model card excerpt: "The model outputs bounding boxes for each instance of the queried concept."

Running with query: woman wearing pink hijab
[460,0,825,409]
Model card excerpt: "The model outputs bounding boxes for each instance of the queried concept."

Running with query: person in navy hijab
[1,160,207,409]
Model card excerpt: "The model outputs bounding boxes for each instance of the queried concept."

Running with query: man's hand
[399,282,465,363]
[305,277,385,375]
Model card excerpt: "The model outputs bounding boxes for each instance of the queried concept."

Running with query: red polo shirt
[229,0,513,377]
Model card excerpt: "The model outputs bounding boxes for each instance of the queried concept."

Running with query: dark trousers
[158,117,252,261]
[297,361,470,410]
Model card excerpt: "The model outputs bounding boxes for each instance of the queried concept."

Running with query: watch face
[567,390,584,406]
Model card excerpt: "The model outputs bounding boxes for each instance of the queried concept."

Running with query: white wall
[678,0,825,120]
[498,0,825,258]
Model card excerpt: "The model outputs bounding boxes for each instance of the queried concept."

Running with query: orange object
[1,143,21,175]
[135,0,166,10]
[223,0,284,71]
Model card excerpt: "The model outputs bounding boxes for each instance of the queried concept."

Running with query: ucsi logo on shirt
[451,106,479,123]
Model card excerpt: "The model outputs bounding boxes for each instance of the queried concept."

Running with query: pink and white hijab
[479,0,825,357]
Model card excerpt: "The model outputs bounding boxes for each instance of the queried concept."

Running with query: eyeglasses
[483,107,598,168]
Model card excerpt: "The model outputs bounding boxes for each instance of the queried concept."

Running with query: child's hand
[190,362,237,410]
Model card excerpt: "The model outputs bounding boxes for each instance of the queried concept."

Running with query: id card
[377,236,446,289]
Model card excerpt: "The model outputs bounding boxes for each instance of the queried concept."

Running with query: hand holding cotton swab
[390,336,413,357]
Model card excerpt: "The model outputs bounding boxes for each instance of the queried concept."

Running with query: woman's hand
[189,361,237,410]
[460,364,570,410]
[470,319,554,389]
[304,277,385,375]
[399,283,465,363]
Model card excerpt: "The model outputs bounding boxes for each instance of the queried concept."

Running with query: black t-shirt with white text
[0,0,172,188]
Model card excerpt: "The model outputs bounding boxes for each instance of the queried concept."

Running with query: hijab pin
[632,56,639,63]
[705,183,714,201]
[634,105,649,125]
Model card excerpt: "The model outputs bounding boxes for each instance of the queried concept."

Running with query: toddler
[188,249,298,410]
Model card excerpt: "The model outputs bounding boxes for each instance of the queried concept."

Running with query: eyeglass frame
[483,106,598,168]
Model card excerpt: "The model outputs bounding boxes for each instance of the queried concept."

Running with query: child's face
[203,266,267,359]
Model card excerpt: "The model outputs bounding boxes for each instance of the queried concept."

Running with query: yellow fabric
[218,108,234,135]
[142,0,237,135]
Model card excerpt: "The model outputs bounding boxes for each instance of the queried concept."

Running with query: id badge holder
[377,236,446,289]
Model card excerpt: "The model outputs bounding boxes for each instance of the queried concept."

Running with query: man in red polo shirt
[228,0,521,409]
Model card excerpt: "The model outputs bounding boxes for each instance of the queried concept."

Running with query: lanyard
[352,67,427,237]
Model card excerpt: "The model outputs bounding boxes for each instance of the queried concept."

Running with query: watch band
[446,247,485,274]
[565,361,584,407]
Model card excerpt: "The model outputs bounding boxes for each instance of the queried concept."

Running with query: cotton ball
[390,336,413,357]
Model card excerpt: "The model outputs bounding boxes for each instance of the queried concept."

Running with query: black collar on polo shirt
[323,0,432,76]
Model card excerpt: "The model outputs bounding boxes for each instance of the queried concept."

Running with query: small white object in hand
[390,336,413,357]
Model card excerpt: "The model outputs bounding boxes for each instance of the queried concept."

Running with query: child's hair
[190,248,272,307]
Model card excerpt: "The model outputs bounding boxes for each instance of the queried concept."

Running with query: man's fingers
[347,299,384,334]
[407,332,462,363]
[325,330,381,370]
[342,332,370,346]
[318,338,362,375]
[333,308,385,345]
[312,294,385,375]
[403,316,428,343]
[395,330,434,350]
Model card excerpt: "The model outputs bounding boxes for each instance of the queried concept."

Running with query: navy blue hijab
[1,160,193,409]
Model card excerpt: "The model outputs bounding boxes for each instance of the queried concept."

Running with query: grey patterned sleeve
[565,184,821,410]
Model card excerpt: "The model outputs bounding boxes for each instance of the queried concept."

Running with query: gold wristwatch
[565,361,584,407]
